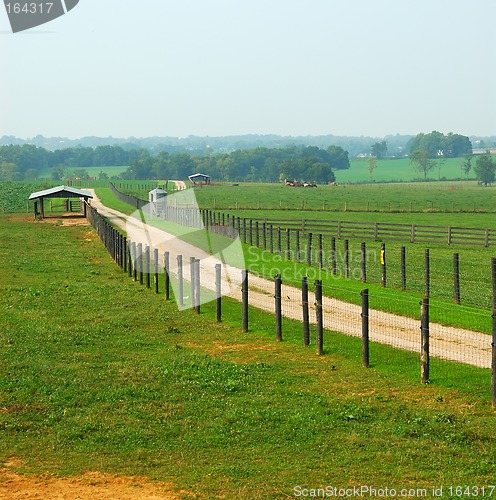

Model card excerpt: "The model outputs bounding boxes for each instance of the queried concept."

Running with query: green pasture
[182,182,496,214]
[339,156,476,184]
[36,165,129,179]
[1,213,495,498]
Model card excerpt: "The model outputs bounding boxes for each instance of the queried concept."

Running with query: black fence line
[101,186,494,307]
[86,200,496,406]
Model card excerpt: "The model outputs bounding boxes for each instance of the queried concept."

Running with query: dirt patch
[41,215,90,226]
[186,340,279,354]
[0,467,185,500]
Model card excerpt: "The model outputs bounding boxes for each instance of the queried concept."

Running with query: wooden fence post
[421,297,430,383]
[177,255,184,307]
[120,233,125,269]
[275,274,282,341]
[318,234,323,270]
[380,243,386,287]
[195,258,201,314]
[307,232,313,266]
[286,229,291,260]
[344,240,349,278]
[425,249,430,297]
[302,277,310,347]
[190,257,196,310]
[315,280,323,355]
[145,246,151,289]
[215,263,222,322]
[154,248,159,294]
[296,230,300,262]
[362,289,369,368]
[242,270,249,332]
[453,253,461,304]
[401,246,406,290]
[331,236,337,275]
[138,243,143,285]
[127,240,132,278]
[164,251,170,301]
[361,242,366,282]
[132,242,137,281]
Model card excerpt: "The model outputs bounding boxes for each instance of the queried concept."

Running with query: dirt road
[88,191,492,369]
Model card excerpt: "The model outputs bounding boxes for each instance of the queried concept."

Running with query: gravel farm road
[89,190,492,370]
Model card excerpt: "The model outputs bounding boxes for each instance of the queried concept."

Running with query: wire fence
[107,184,496,308]
[86,201,496,406]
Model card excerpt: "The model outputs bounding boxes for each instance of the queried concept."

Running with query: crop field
[0,181,57,213]
[1,213,496,498]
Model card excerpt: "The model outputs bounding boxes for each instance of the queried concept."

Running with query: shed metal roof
[188,173,211,182]
[28,185,93,200]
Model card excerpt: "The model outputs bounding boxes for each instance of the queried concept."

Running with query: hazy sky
[1,0,495,139]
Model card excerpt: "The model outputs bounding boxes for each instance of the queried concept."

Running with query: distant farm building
[28,185,93,219]
[188,173,211,186]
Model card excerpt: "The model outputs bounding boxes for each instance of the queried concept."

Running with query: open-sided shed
[188,173,211,186]
[28,185,93,219]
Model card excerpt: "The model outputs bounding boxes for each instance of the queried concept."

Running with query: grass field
[189,181,496,213]
[339,156,476,184]
[1,213,495,498]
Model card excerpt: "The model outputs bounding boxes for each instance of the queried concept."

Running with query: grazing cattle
[284,179,317,187]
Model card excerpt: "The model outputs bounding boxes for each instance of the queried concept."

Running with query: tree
[0,162,21,181]
[460,154,473,180]
[409,150,434,181]
[371,141,387,159]
[407,131,472,158]
[327,145,350,170]
[474,153,496,186]
[367,156,377,182]
[73,168,90,179]
[51,166,65,181]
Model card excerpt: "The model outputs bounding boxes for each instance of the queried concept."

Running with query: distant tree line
[0,144,134,181]
[122,145,350,183]
[0,143,349,183]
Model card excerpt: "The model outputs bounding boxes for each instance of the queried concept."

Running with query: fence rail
[221,216,496,247]
[107,184,496,247]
